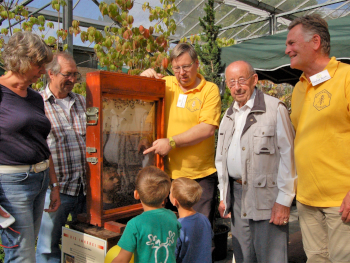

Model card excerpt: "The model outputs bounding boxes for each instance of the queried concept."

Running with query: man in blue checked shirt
[36,52,87,263]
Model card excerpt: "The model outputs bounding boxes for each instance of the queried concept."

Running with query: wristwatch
[49,182,59,190]
[168,137,176,149]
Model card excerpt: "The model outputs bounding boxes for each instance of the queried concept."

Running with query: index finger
[143,145,156,155]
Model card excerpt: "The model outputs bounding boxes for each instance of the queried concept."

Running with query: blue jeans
[0,168,49,263]
[36,186,86,263]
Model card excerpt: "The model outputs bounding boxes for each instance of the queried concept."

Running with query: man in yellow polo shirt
[142,43,221,224]
[286,14,350,262]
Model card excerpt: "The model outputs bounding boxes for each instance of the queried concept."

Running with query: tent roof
[1,0,350,78]
[220,15,350,85]
[2,0,350,46]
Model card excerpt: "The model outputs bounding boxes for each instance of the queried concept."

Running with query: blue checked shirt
[41,86,87,196]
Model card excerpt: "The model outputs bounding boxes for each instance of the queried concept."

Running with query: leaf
[54,4,60,11]
[38,15,45,26]
[0,11,8,19]
[47,22,54,29]
[60,0,67,7]
[127,15,134,25]
[95,31,103,43]
[88,35,94,43]
[0,28,8,35]
[162,57,169,69]
[72,20,79,28]
[21,10,29,19]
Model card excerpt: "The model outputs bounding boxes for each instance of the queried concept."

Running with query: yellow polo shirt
[291,57,350,207]
[163,74,221,179]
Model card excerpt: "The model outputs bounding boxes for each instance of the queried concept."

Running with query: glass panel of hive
[102,97,156,210]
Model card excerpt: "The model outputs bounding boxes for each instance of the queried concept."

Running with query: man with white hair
[216,60,296,263]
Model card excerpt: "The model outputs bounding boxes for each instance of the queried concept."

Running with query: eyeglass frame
[58,71,82,81]
[226,73,255,88]
[172,61,194,73]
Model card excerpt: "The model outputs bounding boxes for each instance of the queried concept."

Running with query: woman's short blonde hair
[2,31,53,74]
[171,177,202,209]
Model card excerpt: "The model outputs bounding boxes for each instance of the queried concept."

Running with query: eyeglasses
[227,74,254,88]
[172,62,194,73]
[59,72,81,81]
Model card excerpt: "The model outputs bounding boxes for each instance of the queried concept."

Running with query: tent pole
[63,0,73,55]
[269,15,277,35]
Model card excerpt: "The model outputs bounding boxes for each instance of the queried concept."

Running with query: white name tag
[177,94,187,108]
[310,70,331,86]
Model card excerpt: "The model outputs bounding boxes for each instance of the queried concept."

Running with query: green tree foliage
[257,80,293,110]
[194,0,223,87]
[74,0,178,75]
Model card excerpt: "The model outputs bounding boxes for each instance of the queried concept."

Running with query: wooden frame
[83,71,165,229]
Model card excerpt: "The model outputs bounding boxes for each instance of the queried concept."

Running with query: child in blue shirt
[111,166,181,263]
[170,177,213,263]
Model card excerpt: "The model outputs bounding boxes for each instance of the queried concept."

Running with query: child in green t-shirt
[111,166,181,263]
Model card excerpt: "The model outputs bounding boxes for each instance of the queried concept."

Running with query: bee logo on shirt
[186,97,202,112]
[313,89,331,111]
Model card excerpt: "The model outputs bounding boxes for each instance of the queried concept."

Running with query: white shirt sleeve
[215,112,226,202]
[275,104,297,207]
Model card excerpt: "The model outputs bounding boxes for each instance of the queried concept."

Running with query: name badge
[310,70,331,86]
[177,94,187,108]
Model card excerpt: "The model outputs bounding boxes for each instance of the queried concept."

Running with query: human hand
[140,68,164,79]
[218,201,231,218]
[0,206,10,218]
[269,202,290,225]
[45,187,61,213]
[143,138,172,156]
[339,190,350,223]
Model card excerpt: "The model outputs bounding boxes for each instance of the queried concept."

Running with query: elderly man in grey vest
[216,61,297,263]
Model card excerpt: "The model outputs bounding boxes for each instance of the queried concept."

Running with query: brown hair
[288,14,330,55]
[135,166,171,207]
[2,31,53,74]
[170,43,198,63]
[171,178,202,209]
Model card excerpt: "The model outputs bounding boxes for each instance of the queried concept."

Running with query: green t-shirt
[118,208,181,263]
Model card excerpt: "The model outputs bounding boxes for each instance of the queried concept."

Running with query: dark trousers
[193,172,218,226]
[166,172,218,226]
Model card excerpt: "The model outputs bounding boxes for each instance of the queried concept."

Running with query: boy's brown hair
[171,178,202,209]
[135,166,171,207]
